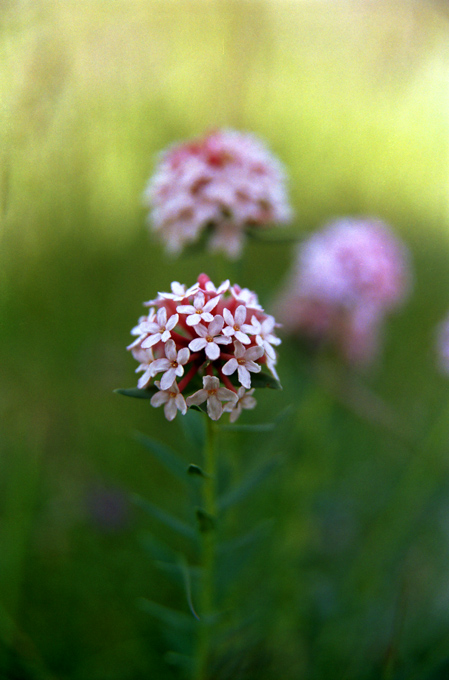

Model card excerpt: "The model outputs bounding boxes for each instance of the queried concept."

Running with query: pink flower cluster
[143,129,292,258]
[128,274,281,421]
[277,218,411,365]
[436,314,449,375]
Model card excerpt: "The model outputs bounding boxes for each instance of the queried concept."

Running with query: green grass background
[2,1,449,678]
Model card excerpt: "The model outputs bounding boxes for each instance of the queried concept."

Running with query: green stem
[193,418,218,680]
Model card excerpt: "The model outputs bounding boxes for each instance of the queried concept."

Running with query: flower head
[144,129,293,258]
[128,274,281,420]
[277,217,411,366]
[436,313,449,375]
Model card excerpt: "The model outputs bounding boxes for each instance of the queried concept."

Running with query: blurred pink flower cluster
[436,315,449,375]
[128,274,281,421]
[277,218,411,365]
[143,129,292,258]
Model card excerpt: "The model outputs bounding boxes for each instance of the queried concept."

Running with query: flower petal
[166,313,179,331]
[209,315,224,336]
[222,358,238,376]
[151,390,170,407]
[160,367,177,390]
[151,358,171,373]
[164,339,177,361]
[235,331,251,344]
[234,305,247,326]
[175,394,187,415]
[244,345,265,361]
[237,365,251,388]
[207,395,223,420]
[142,334,161,349]
[189,338,207,352]
[205,342,220,360]
[164,398,178,421]
[204,296,220,313]
[216,387,238,402]
[177,347,190,365]
[186,389,208,406]
[223,308,234,326]
[177,305,195,315]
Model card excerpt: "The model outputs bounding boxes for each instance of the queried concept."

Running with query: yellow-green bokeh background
[3,1,449,678]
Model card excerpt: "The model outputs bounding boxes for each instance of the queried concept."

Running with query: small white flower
[222,305,255,345]
[140,307,179,349]
[250,314,282,360]
[150,381,187,421]
[176,292,220,326]
[150,339,190,390]
[230,286,264,311]
[222,340,264,389]
[186,375,237,421]
[188,315,231,360]
[223,387,257,423]
[155,281,200,302]
[204,279,230,295]
[132,347,157,389]
[127,309,156,349]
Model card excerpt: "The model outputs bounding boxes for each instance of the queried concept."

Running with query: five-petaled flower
[150,381,187,421]
[188,315,231,360]
[150,340,190,390]
[222,305,254,345]
[222,340,264,389]
[127,274,281,421]
[186,376,237,421]
[177,292,220,326]
[223,387,257,423]
[140,307,179,349]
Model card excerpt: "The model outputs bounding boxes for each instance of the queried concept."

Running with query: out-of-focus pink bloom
[436,314,449,375]
[143,129,293,258]
[277,218,411,366]
[128,274,281,420]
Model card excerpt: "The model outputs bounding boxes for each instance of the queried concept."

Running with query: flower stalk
[194,418,218,680]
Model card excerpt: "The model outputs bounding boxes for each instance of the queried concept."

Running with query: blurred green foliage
[2,1,449,678]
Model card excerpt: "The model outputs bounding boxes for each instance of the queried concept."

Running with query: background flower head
[143,129,293,258]
[277,217,411,366]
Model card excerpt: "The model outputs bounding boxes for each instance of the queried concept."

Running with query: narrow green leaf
[132,494,195,540]
[164,651,193,671]
[218,519,273,555]
[250,372,282,390]
[134,432,187,480]
[114,386,158,399]
[217,523,273,589]
[138,599,194,631]
[187,464,207,478]
[179,409,206,450]
[139,533,177,563]
[195,508,215,533]
[219,423,276,433]
[218,456,283,512]
[178,554,200,620]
